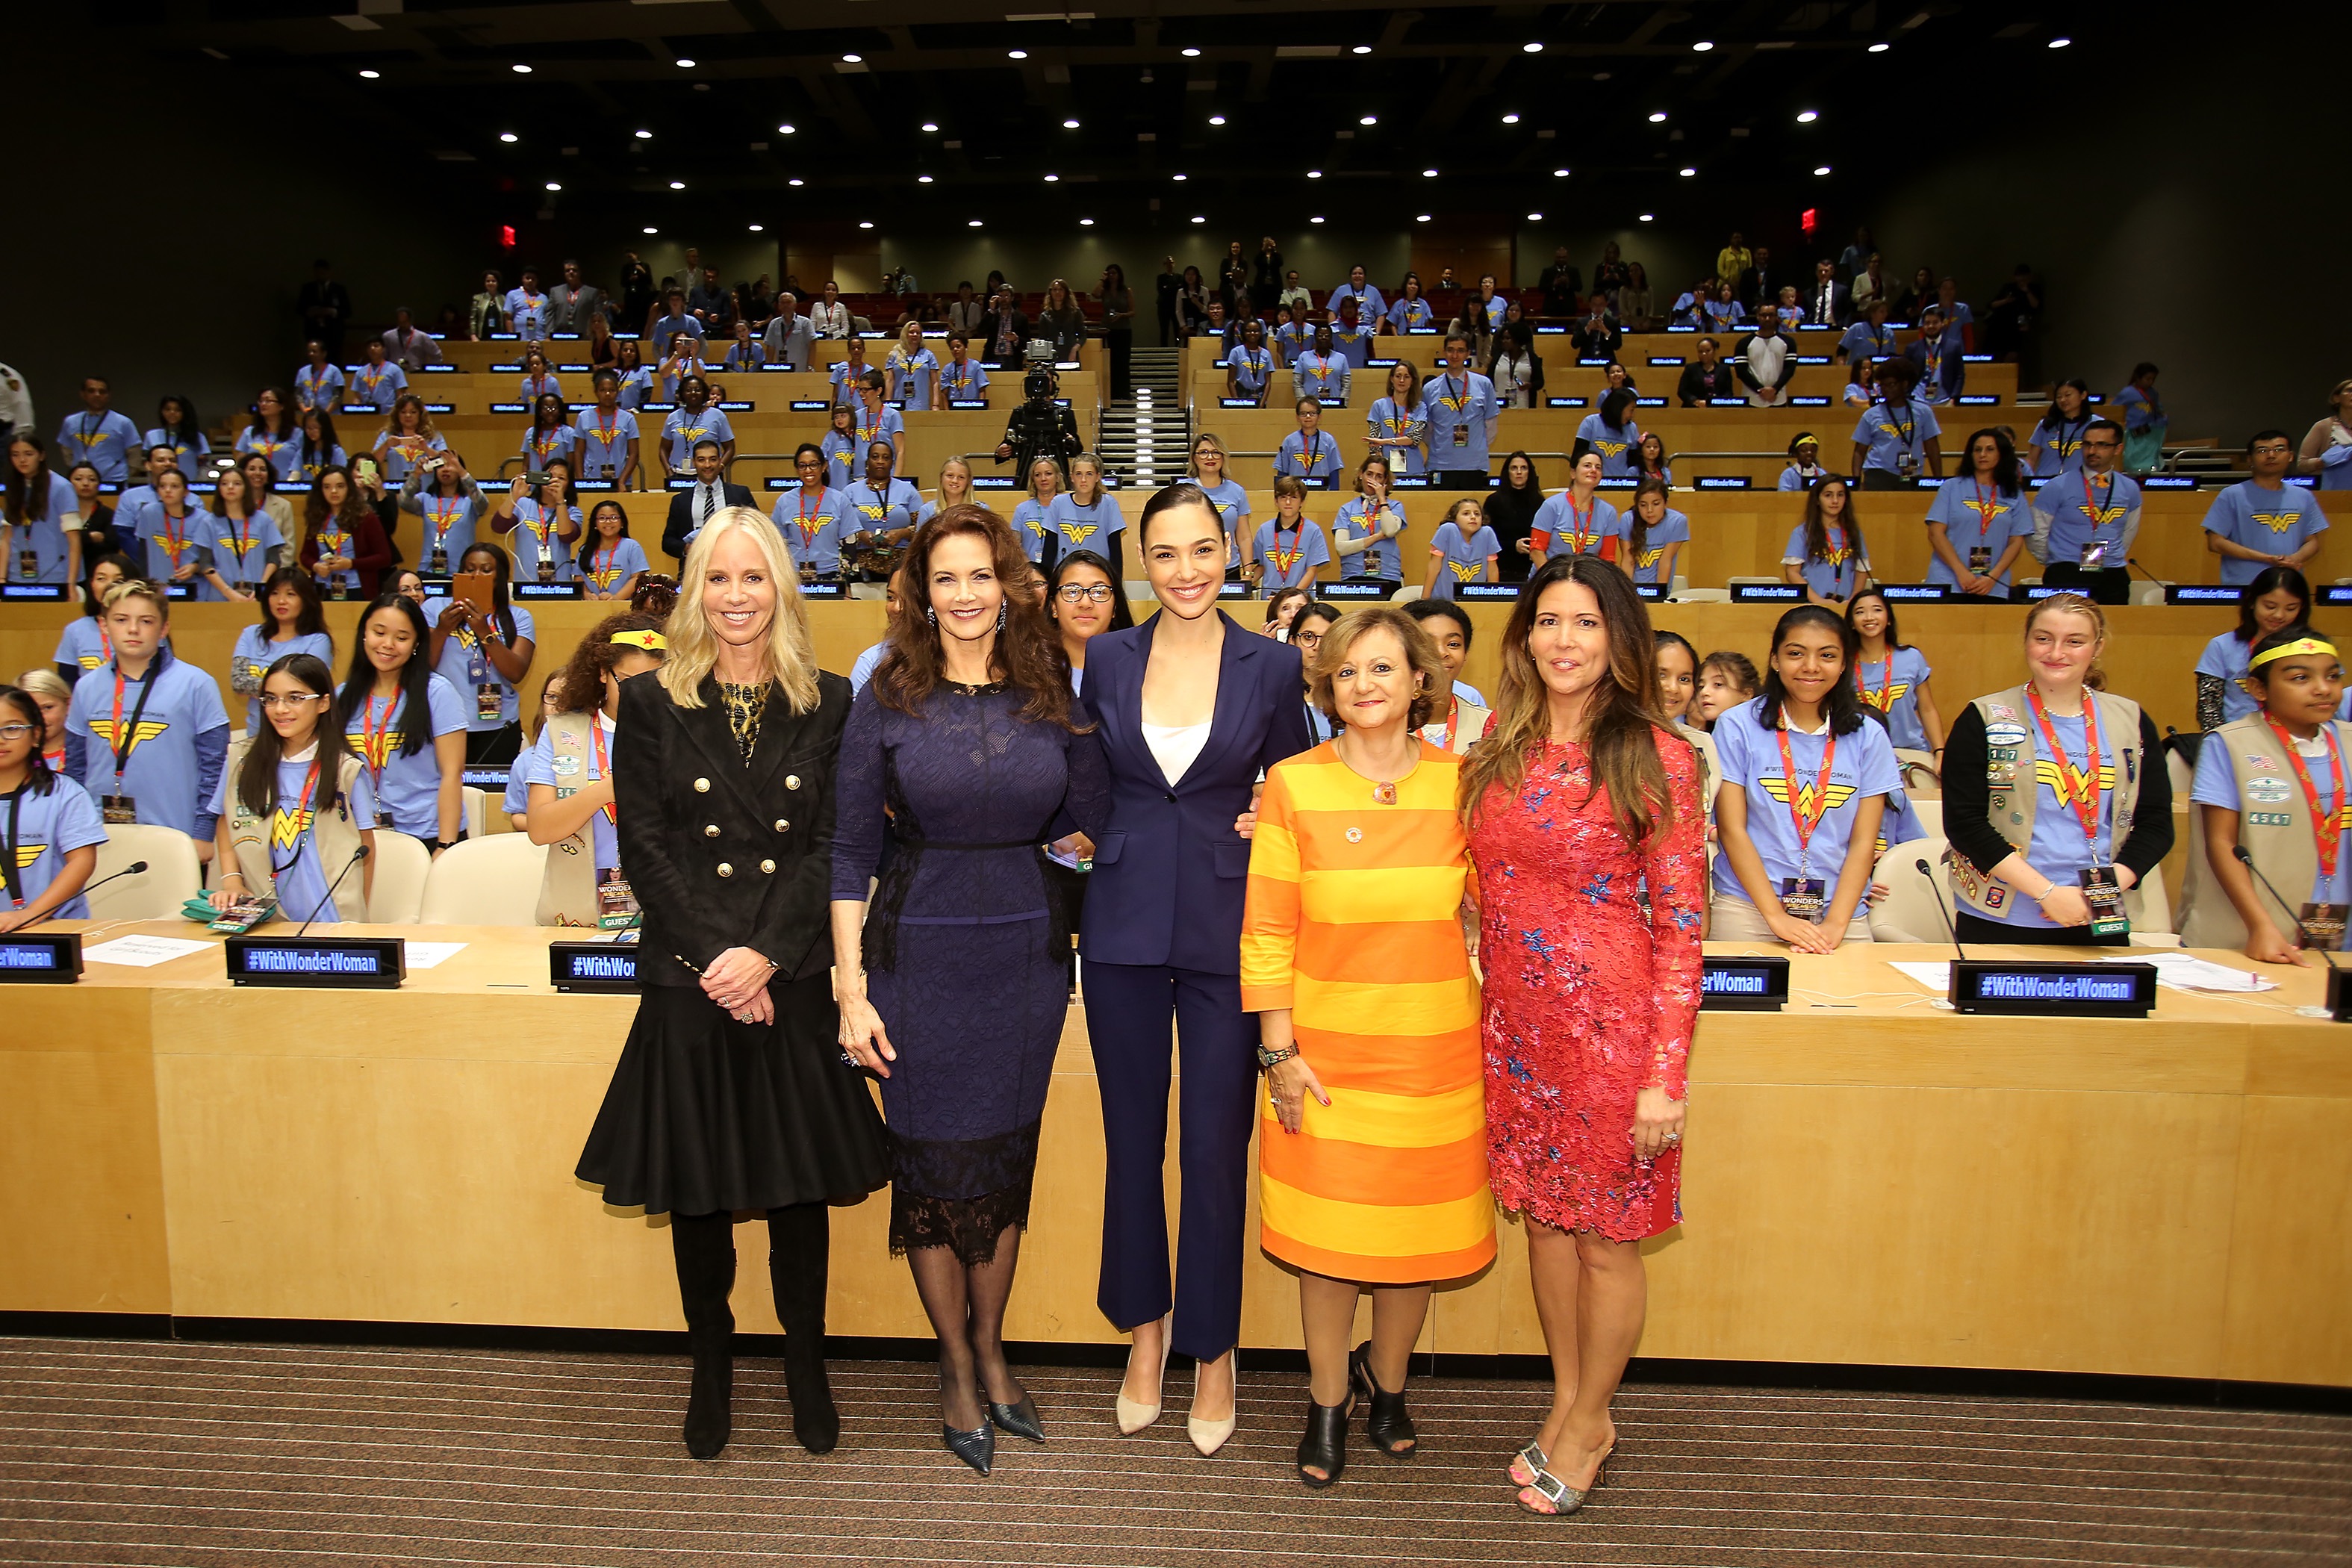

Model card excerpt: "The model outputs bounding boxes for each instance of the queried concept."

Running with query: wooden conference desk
[5,924,2345,1389]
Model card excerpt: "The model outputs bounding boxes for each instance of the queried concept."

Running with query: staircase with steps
[1094,346,1189,494]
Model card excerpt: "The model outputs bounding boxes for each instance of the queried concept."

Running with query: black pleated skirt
[576,971,890,1217]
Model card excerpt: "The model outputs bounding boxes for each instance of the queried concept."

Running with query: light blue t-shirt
[1,774,108,920]
[228,627,336,732]
[1783,522,1868,601]
[2200,482,2327,586]
[346,676,467,835]
[2192,724,2352,916]
[1274,430,1345,482]
[2194,632,2259,725]
[1426,521,1499,600]
[1837,321,1897,364]
[2036,470,2141,568]
[199,511,285,601]
[234,426,304,484]
[2029,414,2091,478]
[1328,322,1375,369]
[7,473,76,584]
[1365,396,1425,477]
[1225,344,1277,396]
[143,426,212,470]
[937,357,991,402]
[295,364,345,412]
[659,406,735,473]
[1779,464,1831,492]
[1575,414,1643,478]
[614,366,654,410]
[838,477,925,540]
[209,751,378,924]
[56,410,143,484]
[579,535,650,599]
[1420,373,1501,475]
[1043,493,1126,556]
[1534,492,1623,560]
[774,485,854,576]
[1710,700,1900,907]
[1982,706,2124,930]
[1194,479,1250,572]
[421,600,538,730]
[1850,397,1939,476]
[519,718,620,877]
[886,348,940,408]
[64,654,231,838]
[1332,497,1404,582]
[1925,476,2033,590]
[346,363,406,411]
[572,408,640,482]
[849,639,888,693]
[1852,646,1933,751]
[1386,297,1434,333]
[506,500,582,584]
[520,423,577,474]
[1623,507,1691,585]
[376,432,447,488]
[411,488,482,564]
[1012,497,1054,564]
[1249,517,1329,591]
[1291,352,1351,404]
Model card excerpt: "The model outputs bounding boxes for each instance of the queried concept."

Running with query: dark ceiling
[88,1,2086,238]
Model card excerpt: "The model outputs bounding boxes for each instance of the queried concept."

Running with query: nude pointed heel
[1115,1313,1173,1435]
[1187,1351,1239,1457]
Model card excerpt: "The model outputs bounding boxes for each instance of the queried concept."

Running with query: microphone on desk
[2230,844,2345,972]
[1916,856,1970,964]
[294,846,370,939]
[2125,557,2165,590]
[28,861,147,926]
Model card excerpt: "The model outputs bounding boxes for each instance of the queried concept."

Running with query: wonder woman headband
[2250,635,2339,670]
[608,629,667,652]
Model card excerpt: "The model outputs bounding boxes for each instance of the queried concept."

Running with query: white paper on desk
[81,933,213,968]
[402,942,467,971]
[2104,953,2277,992]
[1888,960,1951,991]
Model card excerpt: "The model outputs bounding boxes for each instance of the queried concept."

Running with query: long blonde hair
[659,506,822,714]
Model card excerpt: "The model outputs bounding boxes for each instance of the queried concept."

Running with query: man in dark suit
[296,258,352,361]
[663,440,755,562]
[547,260,607,335]
[1805,258,1851,330]
[980,287,1030,370]
[1738,245,1782,311]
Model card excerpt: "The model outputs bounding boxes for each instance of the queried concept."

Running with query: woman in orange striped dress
[1241,604,1493,1490]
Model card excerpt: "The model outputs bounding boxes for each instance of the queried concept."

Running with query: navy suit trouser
[1083,959,1260,1363]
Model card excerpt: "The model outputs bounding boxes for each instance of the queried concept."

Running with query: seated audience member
[2296,378,2352,490]
[938,334,990,402]
[1676,337,1738,405]
[1248,476,1330,595]
[57,378,143,487]
[1905,305,1965,405]
[1332,456,1407,586]
[579,501,650,602]
[1847,588,1944,756]
[1941,594,2171,946]
[228,567,335,733]
[1274,398,1345,482]
[1850,358,1942,490]
[382,307,444,371]
[1844,356,1879,408]
[2182,625,2352,962]
[1703,281,1746,332]
[1226,319,1277,406]
[662,443,754,561]
[1695,650,1761,730]
[301,464,392,603]
[521,612,668,927]
[1401,596,1489,734]
[1709,604,1895,949]
[492,465,584,586]
[1528,452,1618,564]
[1783,476,1870,606]
[1291,325,1351,406]
[211,652,375,923]
[1776,284,1807,326]
[573,371,641,488]
[145,396,211,470]
[402,448,484,573]
[1836,299,1896,367]
[337,591,466,851]
[1421,497,1499,603]
[295,341,344,415]
[0,682,105,929]
[1736,305,1800,407]
[2194,567,2311,731]
[64,579,230,847]
[2027,380,2094,477]
[1780,432,1831,491]
[2203,430,2327,585]
[1621,477,1689,588]
[2030,419,2138,604]
[2113,362,2168,473]
[1925,429,2033,598]
[423,544,537,765]
[1571,295,1623,360]
[1670,277,1714,328]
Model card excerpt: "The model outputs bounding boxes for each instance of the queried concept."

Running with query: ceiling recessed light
[669,180,685,190]
[1207,114,1225,125]
[1310,215,1325,224]
[511,63,531,73]
[1181,46,1200,57]
[1172,172,1188,181]
[842,53,862,63]
[1679,167,1696,177]
[544,181,561,191]
[358,69,379,79]
[1526,212,1543,221]
[1190,215,1205,223]
[1648,111,1667,122]
[635,128,653,139]
[1415,214,1431,222]
[1306,169,1322,178]
[642,225,658,234]
[748,224,763,232]
[1352,45,1371,55]
[1638,213,1654,222]
[500,131,518,143]
[675,57,694,68]
[1552,167,1570,178]
[1796,110,1819,123]
[1593,71,1612,81]
[1523,41,1543,53]
[921,122,939,132]
[1008,49,1027,60]
[1693,40,1714,52]
[859,220,874,229]
[918,175,933,184]
[1063,117,1080,128]
[1042,173,1058,181]
[777,123,796,135]
[1422,167,1438,178]
[1814,164,1832,175]
[1501,113,1519,124]
[1080,217,1095,225]
[1358,114,1377,125]
[1868,41,1889,52]
[2048,36,2071,47]
[788,178,803,187]
[968,219,983,227]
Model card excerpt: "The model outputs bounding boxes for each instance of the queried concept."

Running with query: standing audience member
[1423,497,1500,601]
[2202,431,2327,585]
[2194,567,2309,731]
[579,501,650,603]
[1273,399,1345,484]
[5,434,79,588]
[2112,363,2167,473]
[1248,476,1329,595]
[2295,378,2352,490]
[1925,429,2033,598]
[237,388,302,483]
[402,449,483,573]
[145,396,211,469]
[2032,420,2138,604]
[16,669,74,775]
[2027,380,2093,477]
[296,261,352,360]
[65,579,230,848]
[1737,306,1799,407]
[1363,361,1426,479]
[1621,478,1689,589]
[1331,457,1407,589]
[424,544,537,764]
[56,378,142,486]
[211,653,374,924]
[227,569,334,733]
[52,555,132,684]
[1847,588,1944,756]
[1849,359,1941,490]
[491,466,584,586]
[1529,453,1618,564]
[199,469,281,603]
[1573,390,1643,479]
[1783,476,1870,606]
[382,307,444,371]
[294,342,344,415]
[518,612,668,927]
[1905,305,1964,404]
[0,682,105,928]
[301,465,392,601]
[63,464,121,564]
[1676,337,1738,406]
[1482,452,1546,582]
[1421,334,1500,492]
[1779,432,1830,491]
[337,592,466,851]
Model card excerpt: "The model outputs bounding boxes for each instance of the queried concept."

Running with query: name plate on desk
[1455,582,1521,602]
[550,941,640,992]
[789,399,831,411]
[1957,393,2001,406]
[1632,582,1665,601]
[971,476,1016,489]
[1216,582,1251,599]
[1319,580,1393,600]
[948,399,989,409]
[2141,474,2200,490]
[798,581,847,600]
[1,583,69,602]
[1788,395,1832,407]
[2165,585,2239,606]
[1634,396,1667,408]
[489,402,528,414]
[1544,396,1590,409]
[1878,584,1954,603]
[514,581,583,600]
[0,933,82,983]
[1950,960,2156,1017]
[1696,476,1752,490]
[1730,582,1802,603]
[1699,954,1789,1011]
[225,935,406,989]
[461,765,509,791]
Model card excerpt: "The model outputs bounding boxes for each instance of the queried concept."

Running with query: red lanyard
[359,694,399,783]
[1272,521,1301,576]
[157,508,191,561]
[2026,686,2104,846]
[2263,716,2347,878]
[593,544,621,584]
[524,504,553,544]
[796,491,826,546]
[273,760,322,859]
[428,496,462,544]
[1974,479,1999,523]
[1774,725,1838,859]
[1564,493,1598,554]
[594,408,619,442]
[2079,473,2113,527]
[590,721,617,823]
[1855,656,1893,712]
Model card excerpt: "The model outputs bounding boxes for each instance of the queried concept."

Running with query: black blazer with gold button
[612,668,849,988]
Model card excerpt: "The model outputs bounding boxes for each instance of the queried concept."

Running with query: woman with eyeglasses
[210,653,375,924]
[1044,547,1135,974]
[1287,602,1343,742]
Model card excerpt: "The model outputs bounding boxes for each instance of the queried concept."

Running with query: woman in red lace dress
[1458,554,1705,1518]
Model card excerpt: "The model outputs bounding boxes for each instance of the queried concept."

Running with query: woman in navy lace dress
[832,503,1108,1476]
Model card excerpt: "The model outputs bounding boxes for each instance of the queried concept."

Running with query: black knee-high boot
[671,1210,736,1460]
[768,1201,839,1454]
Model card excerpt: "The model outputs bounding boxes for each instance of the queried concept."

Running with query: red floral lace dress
[1468,733,1705,1239]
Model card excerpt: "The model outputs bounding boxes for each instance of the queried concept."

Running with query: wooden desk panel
[7,927,2345,1386]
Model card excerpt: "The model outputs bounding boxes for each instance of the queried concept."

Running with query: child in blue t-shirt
[1846,589,1942,753]
[1620,479,1690,587]
[1248,477,1329,593]
[1782,477,1869,605]
[0,685,107,926]
[1331,461,1405,582]
[1423,498,1499,601]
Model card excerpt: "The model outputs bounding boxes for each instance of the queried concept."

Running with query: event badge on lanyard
[102,667,158,823]
[1776,727,1837,921]
[462,624,501,723]
[361,697,396,827]
[1969,482,1998,575]
[2078,475,2114,569]
[2264,715,2350,949]
[318,531,349,599]
[2029,688,2127,936]
[429,497,460,573]
[588,722,638,930]
[529,506,558,584]
[1448,376,1471,446]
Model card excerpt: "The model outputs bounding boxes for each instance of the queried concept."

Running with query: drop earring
[926,606,938,626]
[996,602,1007,631]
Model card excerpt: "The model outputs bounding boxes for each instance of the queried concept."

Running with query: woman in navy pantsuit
[1077,481,1313,1455]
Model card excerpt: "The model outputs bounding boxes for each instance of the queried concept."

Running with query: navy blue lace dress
[830,680,1109,1260]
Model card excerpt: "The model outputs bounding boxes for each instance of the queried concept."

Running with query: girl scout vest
[223,738,370,923]
[533,711,606,927]
[1673,721,1720,825]
[2178,714,2352,951]
[1950,685,2147,921]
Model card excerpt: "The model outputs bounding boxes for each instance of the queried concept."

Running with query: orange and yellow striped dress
[1239,738,1494,1284]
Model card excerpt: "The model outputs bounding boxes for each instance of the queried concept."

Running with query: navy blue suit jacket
[1076,612,1313,974]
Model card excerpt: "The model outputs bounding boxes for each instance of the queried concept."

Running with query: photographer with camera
[996,362,1083,502]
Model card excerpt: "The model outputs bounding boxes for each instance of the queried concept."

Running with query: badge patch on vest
[2246,777,2293,805]
[1984,722,2029,747]
[2247,812,2293,827]
[2242,754,2276,770]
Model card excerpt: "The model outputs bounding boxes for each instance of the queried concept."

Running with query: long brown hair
[552,611,668,716]
[874,503,1079,729]
[1457,555,1674,847]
